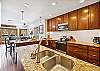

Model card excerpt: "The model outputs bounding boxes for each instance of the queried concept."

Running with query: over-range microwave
[58,23,69,31]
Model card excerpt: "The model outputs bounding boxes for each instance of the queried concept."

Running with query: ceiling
[1,0,100,26]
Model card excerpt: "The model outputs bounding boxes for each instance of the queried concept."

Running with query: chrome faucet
[31,36,48,63]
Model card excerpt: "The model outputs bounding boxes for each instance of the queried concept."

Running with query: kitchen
[0,0,100,71]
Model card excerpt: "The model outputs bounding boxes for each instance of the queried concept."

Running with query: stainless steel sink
[42,55,74,71]
[38,50,55,62]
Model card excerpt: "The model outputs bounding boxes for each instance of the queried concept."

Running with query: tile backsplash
[48,30,100,43]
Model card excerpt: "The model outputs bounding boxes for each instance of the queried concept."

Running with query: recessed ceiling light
[80,0,85,3]
[24,3,30,7]
[49,14,52,17]
[51,2,56,6]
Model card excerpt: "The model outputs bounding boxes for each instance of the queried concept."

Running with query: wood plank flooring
[0,45,25,71]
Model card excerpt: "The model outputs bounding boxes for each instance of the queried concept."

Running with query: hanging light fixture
[21,10,26,26]
[39,16,44,34]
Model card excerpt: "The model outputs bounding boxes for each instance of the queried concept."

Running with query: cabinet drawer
[67,43,79,48]
[88,59,100,66]
[67,51,75,57]
[67,50,87,61]
[67,46,79,53]
[78,45,88,50]
[89,47,99,52]
[68,46,87,54]
[88,51,99,60]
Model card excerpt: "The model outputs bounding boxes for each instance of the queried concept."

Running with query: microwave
[58,23,69,31]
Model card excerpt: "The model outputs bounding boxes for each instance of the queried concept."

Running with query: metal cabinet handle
[92,48,95,49]
[74,50,78,52]
[93,55,96,57]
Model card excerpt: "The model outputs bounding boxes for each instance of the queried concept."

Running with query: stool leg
[10,46,12,56]
[13,46,15,53]
[5,47,7,57]
[15,52,17,64]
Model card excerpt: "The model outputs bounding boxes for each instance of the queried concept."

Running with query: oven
[56,41,67,52]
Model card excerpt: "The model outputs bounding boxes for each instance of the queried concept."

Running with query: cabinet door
[56,15,64,25]
[51,18,56,32]
[55,15,64,31]
[88,2,100,29]
[63,14,68,23]
[78,6,89,30]
[68,10,78,31]
[47,19,52,32]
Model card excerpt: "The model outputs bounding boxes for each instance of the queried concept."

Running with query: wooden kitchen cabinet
[67,43,88,61]
[68,10,78,31]
[51,18,56,32]
[67,43,100,66]
[47,19,52,32]
[47,1,100,32]
[63,13,68,23]
[88,2,100,29]
[88,46,100,66]
[56,15,64,24]
[55,15,64,31]
[48,40,56,49]
[77,6,89,30]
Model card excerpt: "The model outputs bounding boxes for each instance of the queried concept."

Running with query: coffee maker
[93,37,100,44]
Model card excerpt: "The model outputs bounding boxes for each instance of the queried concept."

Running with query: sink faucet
[31,36,48,63]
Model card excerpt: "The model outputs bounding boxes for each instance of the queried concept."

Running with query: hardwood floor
[0,45,25,71]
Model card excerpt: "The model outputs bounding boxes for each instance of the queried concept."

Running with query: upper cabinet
[47,1,100,32]
[47,19,52,32]
[63,14,68,23]
[56,15,64,24]
[51,18,56,31]
[77,6,89,30]
[68,10,78,31]
[55,15,64,31]
[88,2,100,29]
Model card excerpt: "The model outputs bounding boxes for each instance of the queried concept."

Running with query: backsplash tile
[49,30,100,43]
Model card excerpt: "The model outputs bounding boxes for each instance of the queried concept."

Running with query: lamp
[21,11,26,26]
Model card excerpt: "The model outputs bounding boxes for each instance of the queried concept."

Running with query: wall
[48,30,100,43]
[0,2,1,27]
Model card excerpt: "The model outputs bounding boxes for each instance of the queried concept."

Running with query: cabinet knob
[92,48,95,49]
[93,63,96,65]
[74,50,78,52]
[93,55,96,57]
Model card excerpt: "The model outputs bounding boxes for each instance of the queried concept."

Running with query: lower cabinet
[48,40,56,49]
[67,43,100,66]
[88,46,100,66]
[67,44,88,61]
[41,40,56,49]
[41,40,48,47]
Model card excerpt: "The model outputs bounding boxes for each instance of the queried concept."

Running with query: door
[47,19,52,32]
[51,18,56,32]
[78,6,89,30]
[68,10,78,31]
[63,14,68,23]
[88,2,100,29]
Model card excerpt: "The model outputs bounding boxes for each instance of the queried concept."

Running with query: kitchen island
[16,44,100,71]
[9,39,39,47]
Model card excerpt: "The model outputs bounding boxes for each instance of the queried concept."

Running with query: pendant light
[21,10,26,26]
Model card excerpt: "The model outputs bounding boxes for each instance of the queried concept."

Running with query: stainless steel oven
[56,41,67,52]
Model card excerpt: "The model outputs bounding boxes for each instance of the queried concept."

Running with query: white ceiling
[1,0,100,26]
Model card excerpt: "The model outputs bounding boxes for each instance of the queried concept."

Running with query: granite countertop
[67,41,100,47]
[16,44,100,71]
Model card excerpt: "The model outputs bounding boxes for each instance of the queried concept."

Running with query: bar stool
[5,38,12,56]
